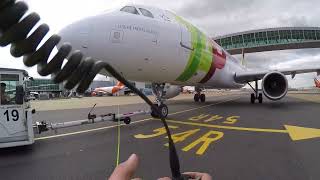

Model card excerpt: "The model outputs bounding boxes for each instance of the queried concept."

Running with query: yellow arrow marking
[165,119,320,141]
[284,125,320,141]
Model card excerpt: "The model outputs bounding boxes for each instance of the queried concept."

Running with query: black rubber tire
[194,94,200,102]
[123,117,131,124]
[151,111,158,118]
[251,93,255,104]
[159,104,169,118]
[151,104,169,118]
[151,104,159,118]
[200,94,206,102]
[258,93,263,104]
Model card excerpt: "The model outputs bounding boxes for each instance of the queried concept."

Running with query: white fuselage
[94,87,116,94]
[94,84,124,94]
[59,5,246,89]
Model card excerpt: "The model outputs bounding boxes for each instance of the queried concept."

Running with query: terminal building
[26,78,152,98]
[26,78,63,93]
[26,78,114,98]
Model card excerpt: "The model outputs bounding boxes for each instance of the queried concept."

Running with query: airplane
[315,76,320,88]
[182,86,195,94]
[92,81,125,96]
[58,4,320,118]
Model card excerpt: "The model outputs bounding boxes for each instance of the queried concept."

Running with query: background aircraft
[182,86,195,94]
[59,4,320,117]
[92,81,125,96]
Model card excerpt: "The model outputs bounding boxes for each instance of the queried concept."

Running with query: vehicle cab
[0,68,35,148]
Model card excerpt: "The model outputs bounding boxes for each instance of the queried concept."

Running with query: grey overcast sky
[1,0,319,87]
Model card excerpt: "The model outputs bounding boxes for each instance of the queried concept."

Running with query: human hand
[183,172,212,180]
[158,172,212,180]
[109,154,211,180]
[109,154,139,180]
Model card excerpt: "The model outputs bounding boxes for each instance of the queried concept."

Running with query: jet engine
[262,72,288,100]
[163,84,182,99]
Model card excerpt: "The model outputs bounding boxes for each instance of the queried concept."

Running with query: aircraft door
[179,24,193,51]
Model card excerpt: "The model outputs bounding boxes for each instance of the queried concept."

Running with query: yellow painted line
[35,96,240,141]
[166,120,288,134]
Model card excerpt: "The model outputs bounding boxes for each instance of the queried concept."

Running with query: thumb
[109,154,139,180]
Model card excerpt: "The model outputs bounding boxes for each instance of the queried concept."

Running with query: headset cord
[0,1,185,179]
[116,105,121,166]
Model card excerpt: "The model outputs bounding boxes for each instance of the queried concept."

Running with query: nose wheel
[151,104,169,118]
[151,83,169,118]
[248,80,263,104]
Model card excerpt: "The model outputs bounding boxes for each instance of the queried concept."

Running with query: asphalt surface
[1,93,320,180]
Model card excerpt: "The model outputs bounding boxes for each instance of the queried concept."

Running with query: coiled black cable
[0,1,188,179]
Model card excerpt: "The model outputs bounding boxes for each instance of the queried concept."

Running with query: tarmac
[0,92,320,180]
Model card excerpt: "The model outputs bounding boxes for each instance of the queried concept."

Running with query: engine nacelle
[163,84,182,99]
[262,72,288,101]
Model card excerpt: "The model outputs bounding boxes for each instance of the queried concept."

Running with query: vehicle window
[0,74,19,105]
[139,8,154,18]
[120,6,140,15]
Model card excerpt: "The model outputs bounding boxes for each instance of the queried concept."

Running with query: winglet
[285,125,320,141]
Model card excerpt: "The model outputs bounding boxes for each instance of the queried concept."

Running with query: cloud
[177,0,256,19]
[176,0,320,36]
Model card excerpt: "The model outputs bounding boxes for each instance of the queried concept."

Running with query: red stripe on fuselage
[199,47,227,83]
[213,48,227,69]
[315,78,320,88]
[199,60,216,83]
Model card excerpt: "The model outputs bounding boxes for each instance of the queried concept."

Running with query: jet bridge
[214,27,320,55]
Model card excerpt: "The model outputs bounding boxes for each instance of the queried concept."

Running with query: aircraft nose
[58,18,92,53]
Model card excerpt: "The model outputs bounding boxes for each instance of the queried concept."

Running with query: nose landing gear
[151,83,169,118]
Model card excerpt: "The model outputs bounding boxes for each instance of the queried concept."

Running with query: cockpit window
[120,6,140,15]
[139,8,154,18]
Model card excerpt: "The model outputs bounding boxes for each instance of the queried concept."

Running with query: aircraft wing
[235,67,320,84]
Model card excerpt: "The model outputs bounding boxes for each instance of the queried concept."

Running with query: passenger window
[0,74,19,105]
[139,8,154,18]
[120,6,140,15]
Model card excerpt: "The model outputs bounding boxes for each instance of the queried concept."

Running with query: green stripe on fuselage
[175,16,213,82]
[199,40,212,72]
[177,29,204,81]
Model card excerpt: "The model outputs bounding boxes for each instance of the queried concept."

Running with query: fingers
[183,172,212,180]
[158,172,212,180]
[109,154,139,180]
[158,177,171,180]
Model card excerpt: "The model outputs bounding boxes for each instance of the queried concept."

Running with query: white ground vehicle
[0,68,35,148]
[0,68,148,148]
